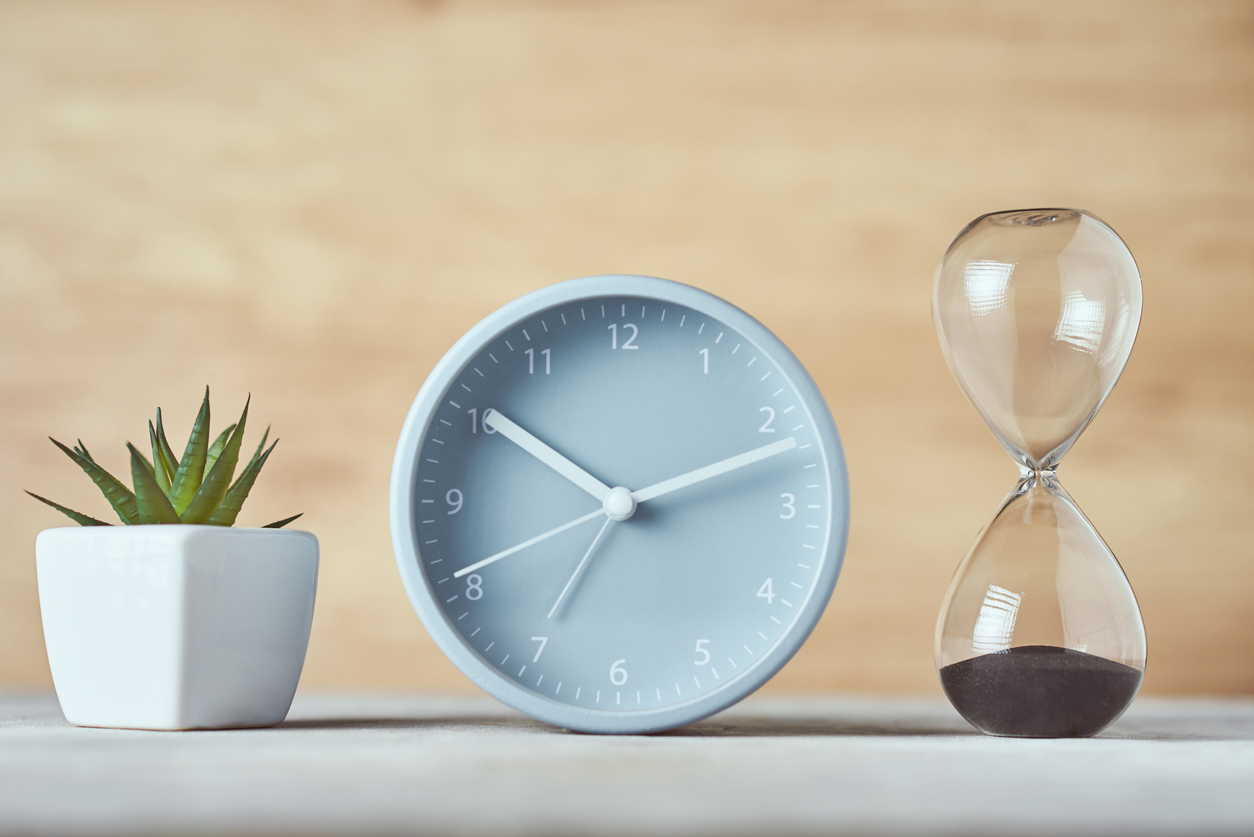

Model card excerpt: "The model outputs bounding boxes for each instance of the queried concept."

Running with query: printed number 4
[758,578,775,604]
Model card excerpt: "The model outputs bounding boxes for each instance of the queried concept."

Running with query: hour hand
[484,410,611,502]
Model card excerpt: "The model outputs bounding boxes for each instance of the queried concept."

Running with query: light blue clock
[390,275,849,733]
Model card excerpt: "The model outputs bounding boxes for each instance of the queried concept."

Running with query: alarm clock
[390,275,848,733]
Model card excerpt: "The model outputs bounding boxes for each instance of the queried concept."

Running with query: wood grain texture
[1,0,1251,695]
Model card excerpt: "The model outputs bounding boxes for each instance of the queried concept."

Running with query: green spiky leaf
[168,387,211,514]
[154,407,180,481]
[238,425,269,478]
[49,437,139,525]
[25,491,112,526]
[180,396,249,524]
[127,443,180,524]
[206,437,276,526]
[148,422,171,494]
[204,423,237,475]
[76,439,95,462]
[262,513,302,529]
[134,448,157,480]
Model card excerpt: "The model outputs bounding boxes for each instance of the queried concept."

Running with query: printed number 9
[446,489,463,515]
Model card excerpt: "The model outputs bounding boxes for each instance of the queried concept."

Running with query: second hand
[547,516,613,620]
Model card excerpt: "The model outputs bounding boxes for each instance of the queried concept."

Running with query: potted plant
[29,388,318,730]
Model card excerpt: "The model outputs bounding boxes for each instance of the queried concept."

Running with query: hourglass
[933,209,1146,738]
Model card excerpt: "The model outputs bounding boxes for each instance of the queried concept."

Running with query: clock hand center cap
[603,486,636,521]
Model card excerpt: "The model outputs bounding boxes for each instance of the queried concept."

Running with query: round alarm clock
[390,275,848,733]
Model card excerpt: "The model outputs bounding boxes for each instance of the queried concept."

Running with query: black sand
[939,645,1142,738]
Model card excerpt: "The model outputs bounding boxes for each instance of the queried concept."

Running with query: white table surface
[1,692,1252,836]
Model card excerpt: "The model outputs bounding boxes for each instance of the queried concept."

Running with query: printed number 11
[526,348,551,374]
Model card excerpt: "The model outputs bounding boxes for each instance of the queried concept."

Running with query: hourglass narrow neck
[1018,464,1060,488]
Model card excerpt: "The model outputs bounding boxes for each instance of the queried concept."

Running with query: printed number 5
[779,493,795,520]
[694,639,711,666]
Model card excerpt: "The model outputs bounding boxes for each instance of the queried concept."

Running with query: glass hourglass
[933,209,1147,738]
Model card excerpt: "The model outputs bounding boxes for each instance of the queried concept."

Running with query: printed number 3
[779,493,795,519]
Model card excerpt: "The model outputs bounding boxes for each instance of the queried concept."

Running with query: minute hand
[631,437,797,504]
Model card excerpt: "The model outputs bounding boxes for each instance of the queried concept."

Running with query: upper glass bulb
[933,209,1142,471]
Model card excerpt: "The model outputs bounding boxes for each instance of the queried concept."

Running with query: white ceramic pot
[36,525,319,730]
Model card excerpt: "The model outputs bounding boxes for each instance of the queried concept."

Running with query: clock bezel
[390,275,849,733]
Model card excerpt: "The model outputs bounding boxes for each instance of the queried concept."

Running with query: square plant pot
[36,525,318,730]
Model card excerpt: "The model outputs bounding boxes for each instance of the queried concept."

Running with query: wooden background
[1,0,1251,695]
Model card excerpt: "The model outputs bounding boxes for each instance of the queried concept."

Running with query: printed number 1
[699,348,709,374]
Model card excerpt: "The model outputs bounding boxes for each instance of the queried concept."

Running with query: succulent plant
[27,388,301,529]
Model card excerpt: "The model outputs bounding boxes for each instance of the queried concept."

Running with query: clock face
[391,276,848,733]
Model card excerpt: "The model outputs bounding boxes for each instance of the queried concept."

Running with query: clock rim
[390,274,849,734]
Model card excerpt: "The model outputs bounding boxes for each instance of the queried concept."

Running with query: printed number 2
[759,407,776,433]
